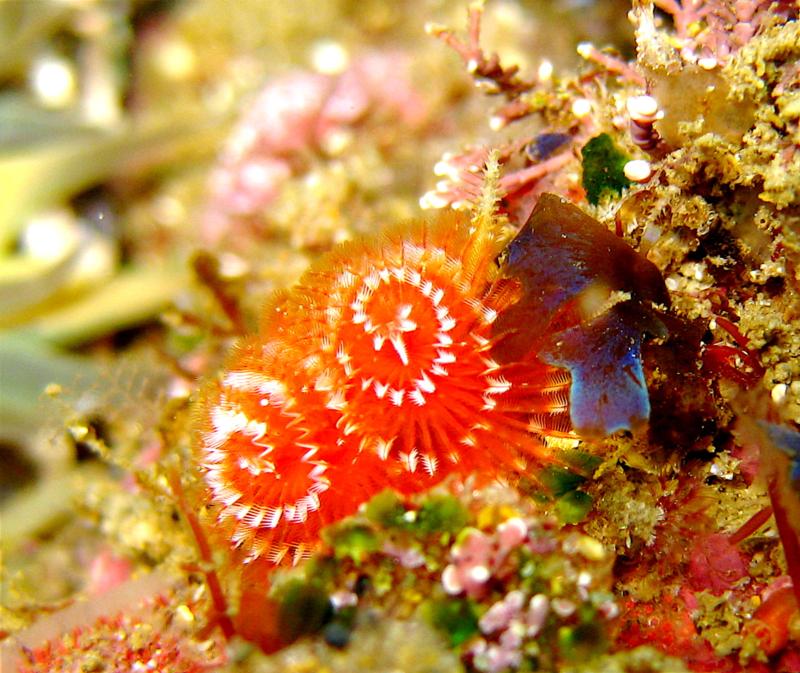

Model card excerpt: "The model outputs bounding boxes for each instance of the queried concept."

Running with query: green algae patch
[415,494,469,535]
[275,579,333,642]
[581,133,631,205]
[540,465,587,497]
[556,490,594,524]
[365,490,409,529]
[420,598,480,647]
[325,523,380,565]
[365,490,468,536]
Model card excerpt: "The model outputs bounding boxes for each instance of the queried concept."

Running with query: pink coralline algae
[686,532,749,594]
[440,514,617,673]
[203,51,428,244]
[650,0,796,66]
[472,591,552,672]
[13,594,224,673]
[442,517,531,598]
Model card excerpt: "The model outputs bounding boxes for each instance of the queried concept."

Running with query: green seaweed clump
[421,597,480,647]
[324,522,380,565]
[274,579,334,643]
[555,490,594,525]
[581,133,631,205]
[365,489,468,536]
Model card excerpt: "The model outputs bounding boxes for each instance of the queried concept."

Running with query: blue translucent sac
[540,301,667,437]
[493,193,670,438]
